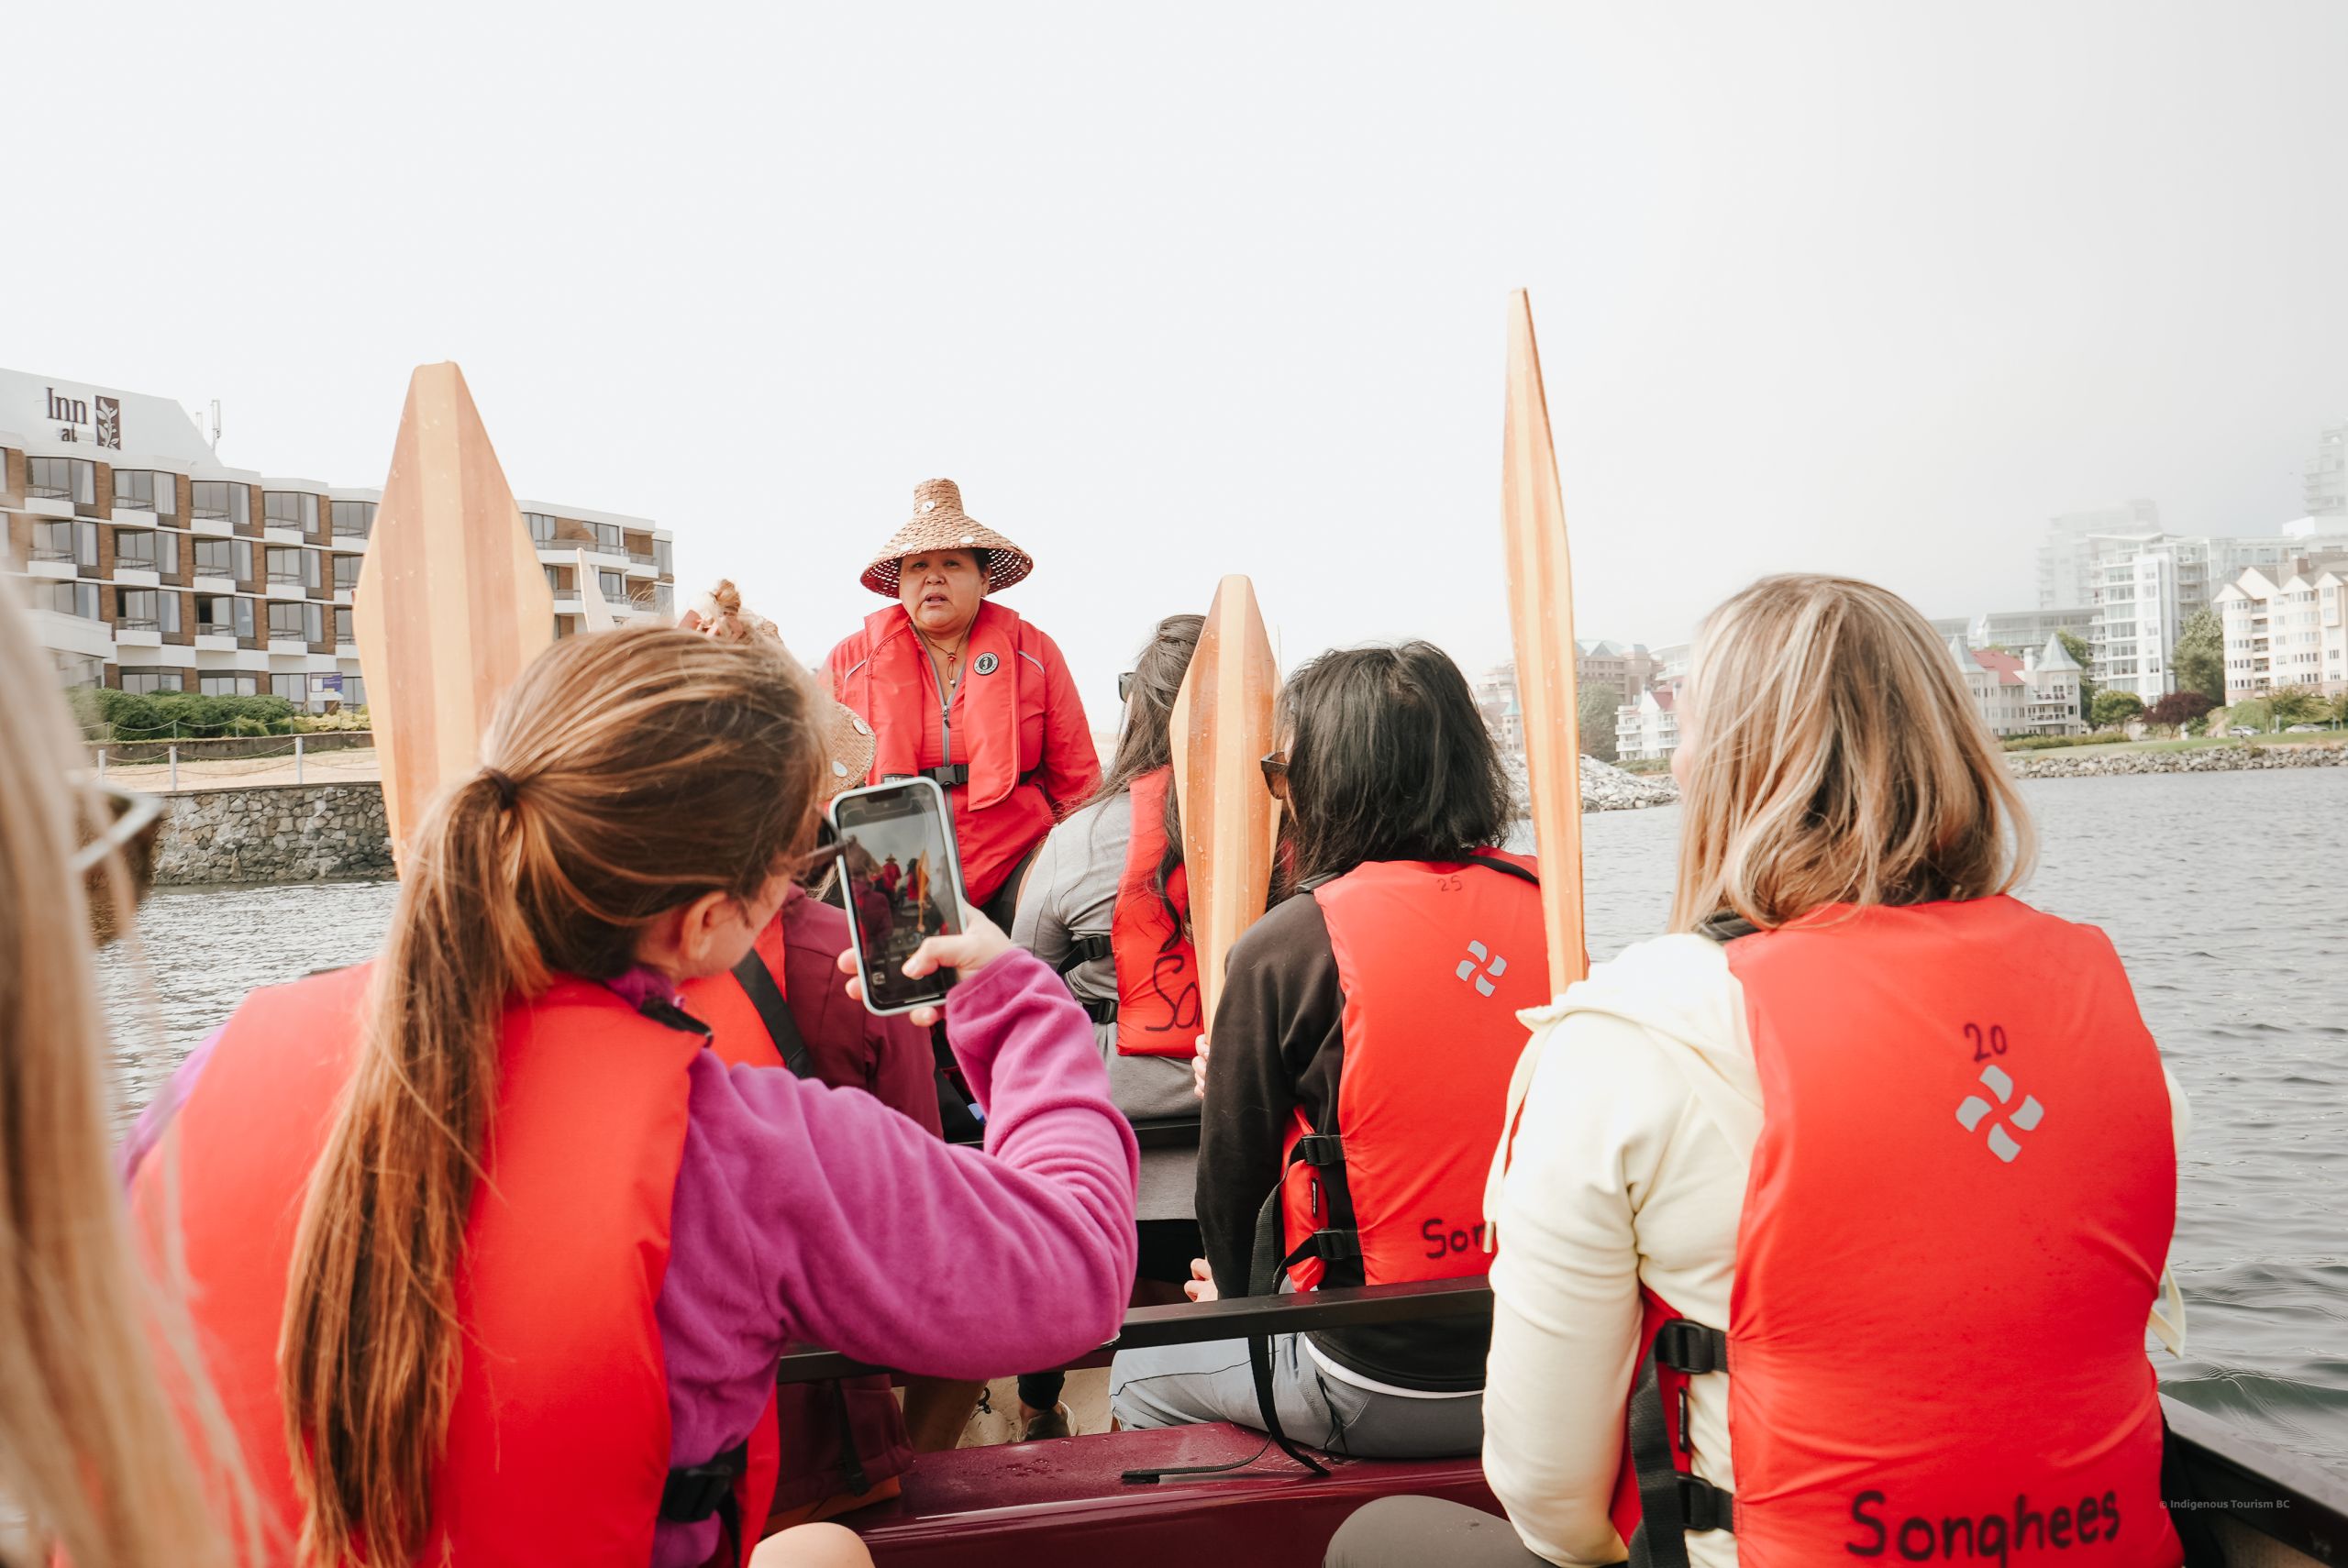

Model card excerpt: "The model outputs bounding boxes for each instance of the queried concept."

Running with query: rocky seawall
[2005,743,2345,780]
[153,783,393,886]
[1505,756,1681,812]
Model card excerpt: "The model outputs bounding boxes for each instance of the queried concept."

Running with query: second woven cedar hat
[859,479,1035,597]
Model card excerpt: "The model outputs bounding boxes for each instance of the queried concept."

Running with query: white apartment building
[1969,605,2097,653]
[2086,531,2348,701]
[1616,686,1679,762]
[0,369,677,705]
[2215,564,2348,702]
[1948,634,2085,736]
[2037,500,2160,610]
[2307,421,2345,519]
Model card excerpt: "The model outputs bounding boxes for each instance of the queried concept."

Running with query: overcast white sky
[8,2,2343,722]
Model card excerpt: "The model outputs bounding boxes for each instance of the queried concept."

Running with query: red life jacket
[1600,898,2181,1568]
[684,911,809,1076]
[128,965,781,1568]
[1099,767,1202,1056]
[1278,852,1545,1291]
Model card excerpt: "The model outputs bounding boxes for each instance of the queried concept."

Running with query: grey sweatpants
[1323,1496,1553,1566]
[1108,1333,1484,1460]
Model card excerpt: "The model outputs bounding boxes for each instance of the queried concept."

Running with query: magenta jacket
[126,948,1139,1568]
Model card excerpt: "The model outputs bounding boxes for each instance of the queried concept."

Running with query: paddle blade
[1170,574,1281,1029]
[1501,291,1589,996]
[353,362,554,856]
[578,548,617,631]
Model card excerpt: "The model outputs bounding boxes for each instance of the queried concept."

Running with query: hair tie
[482,768,519,810]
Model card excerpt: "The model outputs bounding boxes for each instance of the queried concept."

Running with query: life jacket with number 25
[1274,850,1545,1291]
[1522,897,2185,1568]
[128,964,781,1568]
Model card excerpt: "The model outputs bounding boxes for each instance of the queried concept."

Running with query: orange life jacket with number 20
[1561,897,2183,1568]
[128,964,781,1568]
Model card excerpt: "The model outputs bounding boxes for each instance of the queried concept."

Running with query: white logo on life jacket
[1456,941,1507,998]
[1955,1064,2043,1163]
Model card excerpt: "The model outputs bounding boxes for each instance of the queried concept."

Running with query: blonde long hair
[278,625,823,1567]
[0,589,240,1566]
[1668,574,2033,933]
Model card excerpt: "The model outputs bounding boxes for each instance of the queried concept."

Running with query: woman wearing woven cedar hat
[825,479,1101,927]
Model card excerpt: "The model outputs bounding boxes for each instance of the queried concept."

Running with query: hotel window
[595,523,623,554]
[305,602,325,644]
[343,674,367,709]
[121,671,184,695]
[157,530,180,575]
[333,554,362,590]
[525,512,557,544]
[31,520,74,561]
[233,540,255,581]
[76,521,100,568]
[333,607,354,644]
[46,582,102,620]
[598,569,626,601]
[268,602,306,639]
[271,673,307,703]
[112,469,175,515]
[200,675,260,697]
[266,547,305,585]
[264,491,321,535]
[331,500,375,538]
[194,537,235,578]
[118,589,159,629]
[654,538,673,578]
[116,529,159,569]
[28,457,95,504]
[543,564,559,590]
[191,480,251,525]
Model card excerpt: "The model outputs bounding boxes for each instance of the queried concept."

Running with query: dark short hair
[1279,642,1511,885]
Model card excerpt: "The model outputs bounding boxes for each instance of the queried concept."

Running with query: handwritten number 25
[1966,1022,2009,1062]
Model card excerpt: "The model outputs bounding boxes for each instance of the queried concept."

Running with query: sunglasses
[1258,750,1290,800]
[1118,671,1135,704]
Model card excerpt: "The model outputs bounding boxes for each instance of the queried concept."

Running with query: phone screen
[830,778,966,1014]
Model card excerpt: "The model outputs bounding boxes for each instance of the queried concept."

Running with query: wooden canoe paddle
[353,362,554,858]
[1168,574,1281,1032]
[1501,290,1590,996]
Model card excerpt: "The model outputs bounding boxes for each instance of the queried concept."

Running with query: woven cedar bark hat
[680,587,874,799]
[860,479,1035,597]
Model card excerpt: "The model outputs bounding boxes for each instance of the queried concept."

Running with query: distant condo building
[2215,560,2348,702]
[2038,500,2160,610]
[1969,606,2098,653]
[1948,635,2084,736]
[2307,422,2346,519]
[0,369,677,703]
[1615,686,1679,762]
[1574,639,1658,705]
[2087,530,2348,701]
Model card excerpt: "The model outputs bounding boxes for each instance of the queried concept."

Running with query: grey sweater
[1011,790,1200,1221]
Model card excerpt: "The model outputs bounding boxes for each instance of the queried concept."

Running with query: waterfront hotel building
[0,368,677,706]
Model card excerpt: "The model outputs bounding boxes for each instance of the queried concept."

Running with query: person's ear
[674,889,740,969]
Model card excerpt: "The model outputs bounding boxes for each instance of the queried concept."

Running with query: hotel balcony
[112,506,161,528]
[191,513,236,537]
[266,574,308,601]
[116,624,163,648]
[115,567,161,588]
[19,494,75,520]
[194,631,237,652]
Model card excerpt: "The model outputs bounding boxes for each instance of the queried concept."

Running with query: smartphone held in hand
[829,777,969,1017]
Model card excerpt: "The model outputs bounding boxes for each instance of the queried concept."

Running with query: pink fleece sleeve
[701,947,1139,1379]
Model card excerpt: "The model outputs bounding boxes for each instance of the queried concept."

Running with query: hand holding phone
[830,777,974,1016]
[834,913,1013,1029]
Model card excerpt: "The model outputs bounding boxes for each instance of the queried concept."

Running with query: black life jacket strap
[659,1439,748,1537]
[1052,934,1122,1023]
[884,763,970,788]
[1623,1318,1734,1568]
[1464,851,1542,889]
[730,948,816,1079]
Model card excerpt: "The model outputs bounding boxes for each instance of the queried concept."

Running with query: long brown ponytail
[278,625,823,1565]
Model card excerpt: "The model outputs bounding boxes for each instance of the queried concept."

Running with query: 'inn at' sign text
[47,386,122,449]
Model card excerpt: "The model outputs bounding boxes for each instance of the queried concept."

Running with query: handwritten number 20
[1966,1022,2009,1062]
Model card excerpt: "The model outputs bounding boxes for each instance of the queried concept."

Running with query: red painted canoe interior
[847,1422,1499,1566]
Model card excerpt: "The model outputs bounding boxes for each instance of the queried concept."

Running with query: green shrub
[2001,732,2108,751]
[92,691,296,740]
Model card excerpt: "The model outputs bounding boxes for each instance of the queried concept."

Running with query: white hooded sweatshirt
[1479,933,2188,1568]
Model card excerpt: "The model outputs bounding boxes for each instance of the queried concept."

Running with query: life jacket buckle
[921,763,970,787]
[1676,1473,1735,1534]
[1291,1133,1346,1169]
[1654,1318,1729,1376]
[659,1441,748,1523]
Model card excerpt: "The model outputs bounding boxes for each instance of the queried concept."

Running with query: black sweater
[1194,891,1492,1392]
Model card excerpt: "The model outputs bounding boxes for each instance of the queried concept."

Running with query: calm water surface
[101,769,2348,1473]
